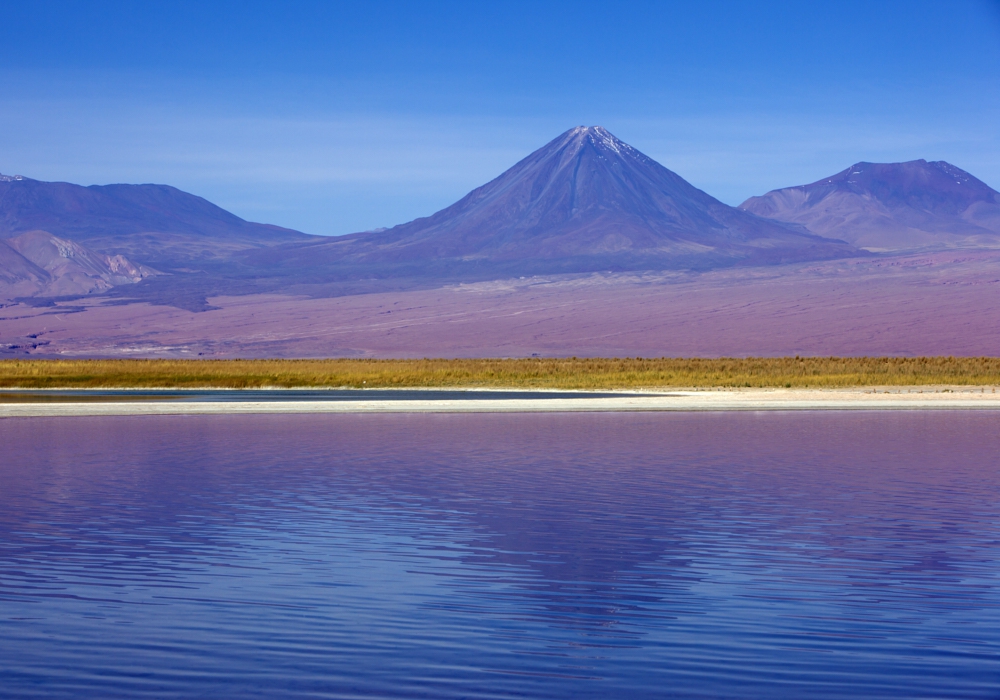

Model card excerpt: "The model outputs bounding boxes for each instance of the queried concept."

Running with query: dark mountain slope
[740,160,1000,251]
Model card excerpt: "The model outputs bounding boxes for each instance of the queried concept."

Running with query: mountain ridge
[0,176,317,268]
[740,160,1000,251]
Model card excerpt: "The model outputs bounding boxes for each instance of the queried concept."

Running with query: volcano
[740,160,1000,251]
[257,126,859,279]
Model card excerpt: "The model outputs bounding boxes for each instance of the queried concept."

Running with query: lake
[1,412,998,698]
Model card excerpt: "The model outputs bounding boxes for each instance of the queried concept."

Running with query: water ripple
[1,412,998,698]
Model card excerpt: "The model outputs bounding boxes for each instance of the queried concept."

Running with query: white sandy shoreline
[2,388,1000,417]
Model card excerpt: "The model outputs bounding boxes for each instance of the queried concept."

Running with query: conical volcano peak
[560,125,644,161]
[567,125,615,140]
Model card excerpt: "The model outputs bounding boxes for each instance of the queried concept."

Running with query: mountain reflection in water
[1,412,998,698]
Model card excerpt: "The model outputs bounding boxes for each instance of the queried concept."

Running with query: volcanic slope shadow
[740,160,1000,252]
[241,126,862,290]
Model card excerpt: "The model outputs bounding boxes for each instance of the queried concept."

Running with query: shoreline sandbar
[2,387,999,417]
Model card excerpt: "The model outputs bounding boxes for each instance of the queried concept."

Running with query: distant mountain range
[2,128,1000,309]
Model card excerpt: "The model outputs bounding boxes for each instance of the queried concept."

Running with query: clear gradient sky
[2,1,999,235]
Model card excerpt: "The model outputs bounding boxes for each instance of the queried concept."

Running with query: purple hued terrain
[4,250,999,358]
[2,128,1000,357]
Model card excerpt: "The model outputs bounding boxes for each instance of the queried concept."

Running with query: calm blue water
[0,412,998,698]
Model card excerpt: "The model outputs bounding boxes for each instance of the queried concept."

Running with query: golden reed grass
[1,357,999,389]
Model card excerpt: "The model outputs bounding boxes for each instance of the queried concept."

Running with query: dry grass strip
[2,357,999,389]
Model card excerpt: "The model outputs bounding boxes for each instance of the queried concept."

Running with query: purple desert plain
[2,128,999,358]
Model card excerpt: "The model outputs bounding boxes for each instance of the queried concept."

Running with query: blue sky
[1,1,999,235]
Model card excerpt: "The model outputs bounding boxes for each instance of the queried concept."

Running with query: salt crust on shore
[2,388,1000,417]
